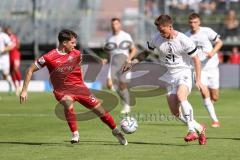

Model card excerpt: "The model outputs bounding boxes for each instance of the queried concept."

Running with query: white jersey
[185,27,220,69]
[147,31,197,72]
[0,32,12,64]
[106,30,134,57]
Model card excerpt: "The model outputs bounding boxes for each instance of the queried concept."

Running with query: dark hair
[154,14,173,26]
[111,17,121,23]
[58,29,78,43]
[188,13,201,20]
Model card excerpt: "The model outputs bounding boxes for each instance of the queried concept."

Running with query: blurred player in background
[123,14,206,145]
[0,26,14,93]
[105,18,137,114]
[20,29,128,145]
[185,13,222,127]
[4,26,22,96]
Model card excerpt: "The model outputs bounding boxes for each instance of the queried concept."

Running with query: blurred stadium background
[0,0,240,90]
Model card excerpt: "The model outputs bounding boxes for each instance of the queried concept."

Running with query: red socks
[65,107,116,132]
[11,70,21,87]
[100,112,116,129]
[64,107,78,132]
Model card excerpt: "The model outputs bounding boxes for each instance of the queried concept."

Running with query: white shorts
[0,57,10,75]
[201,67,219,89]
[108,54,131,82]
[159,68,192,95]
[107,67,132,82]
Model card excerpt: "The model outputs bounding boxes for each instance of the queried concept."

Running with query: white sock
[178,109,203,133]
[193,120,203,133]
[6,75,13,92]
[119,88,130,107]
[180,101,195,132]
[178,110,187,124]
[73,131,79,135]
[204,97,218,122]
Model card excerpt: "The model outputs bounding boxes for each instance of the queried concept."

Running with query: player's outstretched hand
[122,59,139,73]
[101,58,108,64]
[20,91,28,104]
[122,61,133,73]
[195,80,204,92]
[206,51,214,58]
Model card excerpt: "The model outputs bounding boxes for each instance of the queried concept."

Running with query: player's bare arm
[20,64,39,104]
[122,45,137,72]
[192,55,203,91]
[0,43,15,55]
[206,39,223,58]
[127,45,137,62]
[122,49,151,73]
[16,38,21,49]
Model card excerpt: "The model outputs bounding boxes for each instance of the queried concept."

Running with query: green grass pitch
[0,89,240,160]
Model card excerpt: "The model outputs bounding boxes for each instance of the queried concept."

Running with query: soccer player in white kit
[0,28,14,93]
[105,18,137,114]
[185,13,223,128]
[123,14,206,145]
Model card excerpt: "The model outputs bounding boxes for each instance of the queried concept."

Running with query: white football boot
[71,132,80,144]
[112,128,128,145]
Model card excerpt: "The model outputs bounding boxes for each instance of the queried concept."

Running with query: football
[120,116,138,134]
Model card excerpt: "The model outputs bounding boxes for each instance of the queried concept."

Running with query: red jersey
[35,49,89,96]
[229,53,240,64]
[9,34,21,60]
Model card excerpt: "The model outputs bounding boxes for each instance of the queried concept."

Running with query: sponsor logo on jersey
[38,57,45,65]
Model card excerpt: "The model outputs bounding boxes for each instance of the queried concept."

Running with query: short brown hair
[188,13,201,20]
[58,29,78,43]
[154,14,173,26]
[111,17,121,22]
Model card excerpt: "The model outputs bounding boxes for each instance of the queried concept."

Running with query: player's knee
[92,103,105,117]
[119,82,127,90]
[211,94,219,102]
[106,83,113,90]
[177,93,187,102]
[60,96,74,107]
[61,95,73,101]
[13,67,18,73]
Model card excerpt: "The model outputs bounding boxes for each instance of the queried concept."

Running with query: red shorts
[53,90,100,109]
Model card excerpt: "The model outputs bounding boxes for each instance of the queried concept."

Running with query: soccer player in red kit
[20,29,128,145]
[4,26,22,95]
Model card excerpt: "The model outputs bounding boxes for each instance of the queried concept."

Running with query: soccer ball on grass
[120,116,138,134]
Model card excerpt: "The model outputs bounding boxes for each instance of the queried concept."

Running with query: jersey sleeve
[123,33,135,50]
[146,36,156,51]
[206,27,220,43]
[35,56,47,69]
[14,35,20,46]
[181,34,197,57]
[3,33,12,46]
[126,33,134,44]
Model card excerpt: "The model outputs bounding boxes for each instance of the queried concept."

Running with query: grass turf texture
[0,89,239,160]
